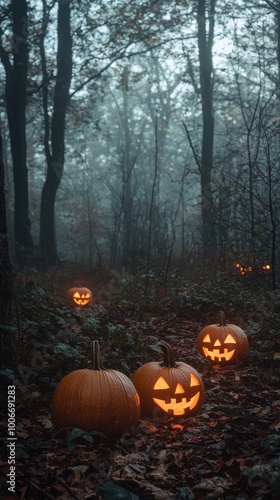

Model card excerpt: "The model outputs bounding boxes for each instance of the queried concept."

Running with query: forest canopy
[0,0,279,286]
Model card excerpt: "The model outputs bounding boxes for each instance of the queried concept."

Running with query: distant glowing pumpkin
[196,311,249,366]
[67,287,92,306]
[131,340,205,418]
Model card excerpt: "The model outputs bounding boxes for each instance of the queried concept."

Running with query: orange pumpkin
[131,340,205,418]
[196,311,249,366]
[67,287,92,306]
[52,340,140,437]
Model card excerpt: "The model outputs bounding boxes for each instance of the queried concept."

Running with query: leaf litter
[0,269,280,499]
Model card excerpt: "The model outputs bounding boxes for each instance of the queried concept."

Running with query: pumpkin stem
[157,340,178,367]
[90,340,103,370]
[219,311,227,327]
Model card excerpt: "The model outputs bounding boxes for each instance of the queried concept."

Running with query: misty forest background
[1,0,280,284]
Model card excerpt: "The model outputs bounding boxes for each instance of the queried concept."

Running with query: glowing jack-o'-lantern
[131,340,205,418]
[196,311,249,366]
[67,287,92,306]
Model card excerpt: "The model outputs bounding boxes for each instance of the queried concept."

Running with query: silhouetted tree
[0,127,15,370]
[0,0,33,265]
[197,0,217,260]
[39,0,72,265]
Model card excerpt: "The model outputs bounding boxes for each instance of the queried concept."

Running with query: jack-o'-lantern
[196,311,249,366]
[131,340,205,418]
[52,340,140,437]
[67,287,92,306]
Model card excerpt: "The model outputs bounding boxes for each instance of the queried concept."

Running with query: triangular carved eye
[224,334,236,344]
[153,376,170,390]
[175,383,185,394]
[190,373,200,387]
[73,292,81,298]
[203,334,211,343]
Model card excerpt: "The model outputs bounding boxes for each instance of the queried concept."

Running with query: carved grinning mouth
[73,293,90,305]
[153,391,200,416]
[202,347,235,362]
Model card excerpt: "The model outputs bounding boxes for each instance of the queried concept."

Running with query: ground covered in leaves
[0,266,280,499]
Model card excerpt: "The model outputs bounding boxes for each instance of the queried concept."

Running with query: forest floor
[0,265,280,499]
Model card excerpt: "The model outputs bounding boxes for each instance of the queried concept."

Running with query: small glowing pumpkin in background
[67,287,92,306]
[196,311,249,366]
[131,340,205,418]
[52,340,140,437]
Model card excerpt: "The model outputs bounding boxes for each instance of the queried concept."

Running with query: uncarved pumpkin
[52,340,140,437]
[131,340,205,418]
[196,311,249,366]
[67,287,92,306]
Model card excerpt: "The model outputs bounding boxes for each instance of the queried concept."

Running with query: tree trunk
[197,0,217,261]
[1,0,33,265]
[0,127,16,371]
[0,129,13,324]
[40,1,72,265]
[121,68,133,268]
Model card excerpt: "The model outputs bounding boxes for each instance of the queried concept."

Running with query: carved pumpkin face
[67,287,92,307]
[131,341,205,418]
[196,311,249,366]
[152,373,202,416]
[201,332,237,363]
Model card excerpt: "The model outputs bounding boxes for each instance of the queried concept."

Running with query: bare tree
[0,0,33,265]
[0,126,15,371]
[197,0,217,261]
[39,0,72,265]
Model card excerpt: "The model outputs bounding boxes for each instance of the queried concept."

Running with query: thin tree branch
[182,120,201,174]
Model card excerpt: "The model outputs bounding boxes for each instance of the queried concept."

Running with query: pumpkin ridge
[115,372,138,424]
[72,370,92,426]
[76,371,93,427]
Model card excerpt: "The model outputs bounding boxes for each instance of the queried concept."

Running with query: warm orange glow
[203,334,211,343]
[152,374,201,415]
[202,333,236,362]
[224,334,237,344]
[202,346,235,362]
[190,373,200,387]
[196,313,249,367]
[175,383,185,394]
[73,291,91,306]
[153,376,170,390]
[236,262,271,275]
[67,287,92,307]
[235,263,254,274]
[153,392,200,416]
